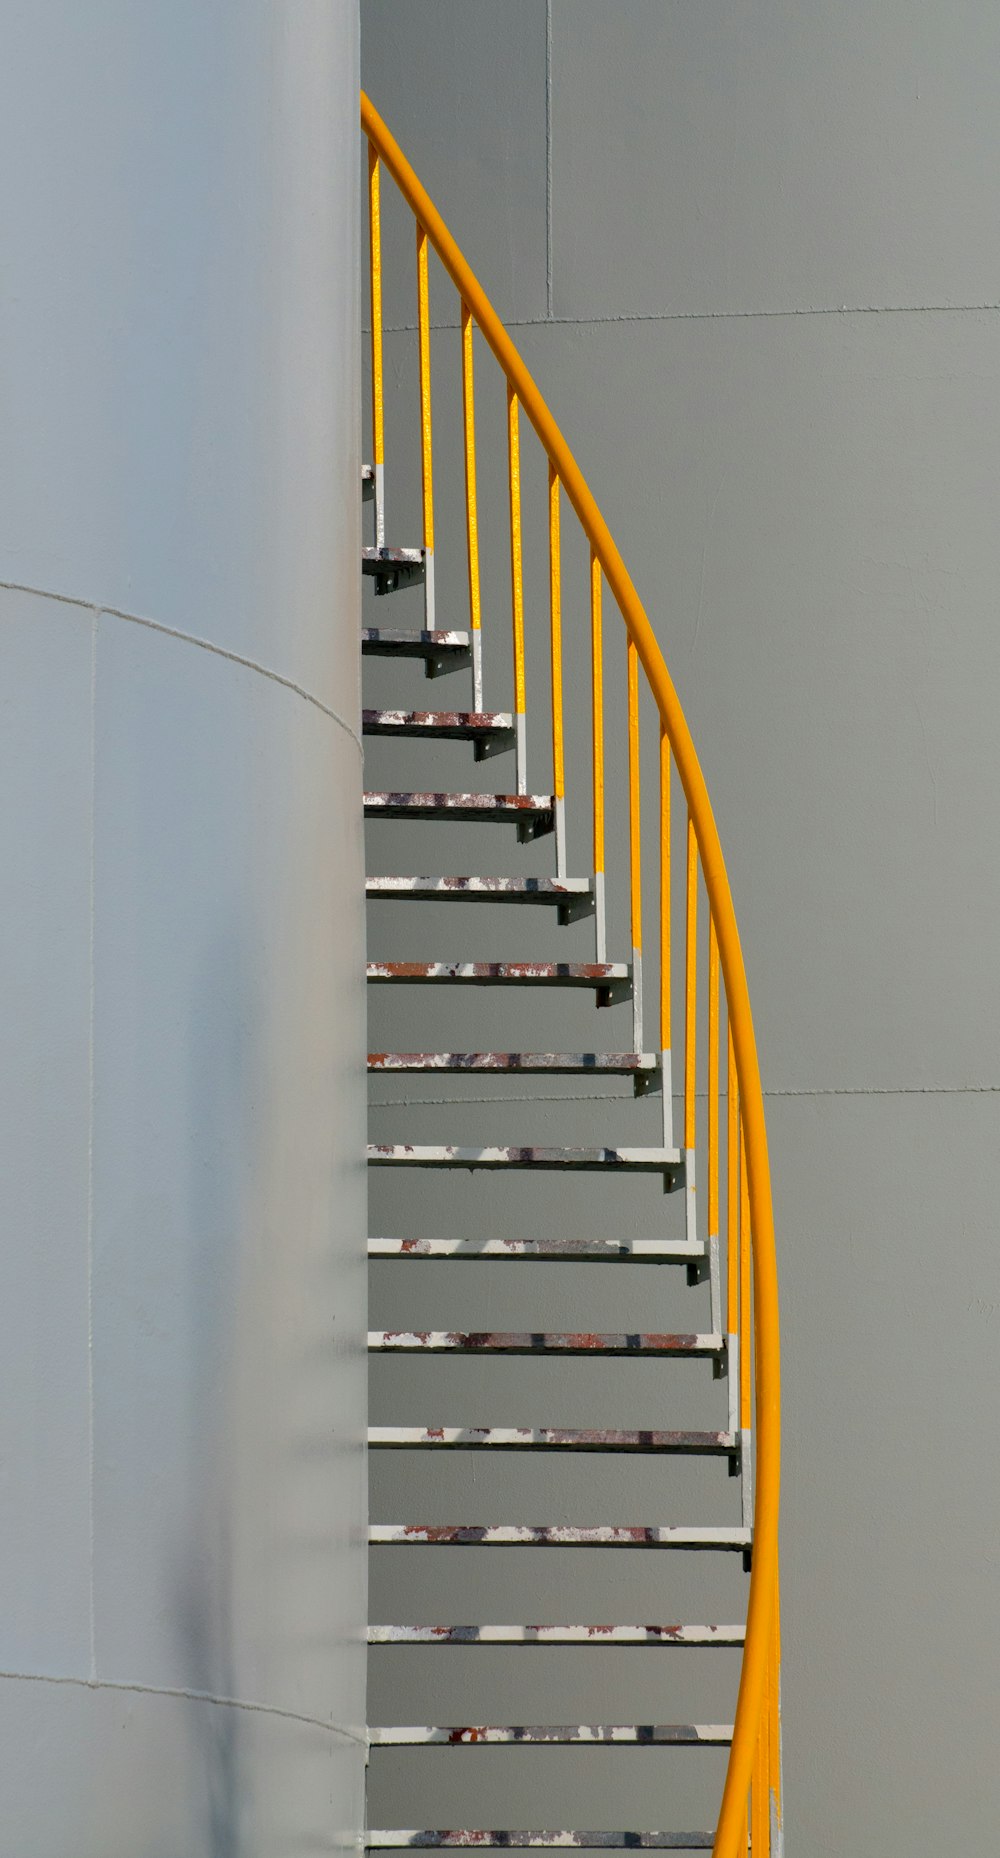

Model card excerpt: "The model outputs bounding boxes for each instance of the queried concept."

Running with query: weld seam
[365,300,1000,337]
[369,1082,1000,1109]
[0,1668,366,1741]
[0,579,362,756]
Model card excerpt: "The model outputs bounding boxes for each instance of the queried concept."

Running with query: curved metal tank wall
[0,4,365,1852]
[363,3,1000,1852]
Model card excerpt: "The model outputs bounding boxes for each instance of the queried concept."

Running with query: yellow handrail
[361,90,780,1858]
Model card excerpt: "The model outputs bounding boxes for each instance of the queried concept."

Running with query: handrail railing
[361,90,781,1857]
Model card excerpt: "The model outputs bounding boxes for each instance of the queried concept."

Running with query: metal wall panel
[0,4,365,1850]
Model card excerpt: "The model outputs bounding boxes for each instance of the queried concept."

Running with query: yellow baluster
[591,550,606,959]
[416,221,435,624]
[461,302,483,709]
[367,141,385,547]
[549,465,566,873]
[627,636,643,1049]
[659,725,672,1144]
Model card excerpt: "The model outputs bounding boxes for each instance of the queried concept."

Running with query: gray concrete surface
[362,3,1000,1850]
[0,5,366,1851]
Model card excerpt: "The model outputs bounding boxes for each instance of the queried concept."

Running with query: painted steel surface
[0,8,365,1848]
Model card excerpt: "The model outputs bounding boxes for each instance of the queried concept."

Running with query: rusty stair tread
[367,1624,744,1646]
[366,877,592,912]
[367,1143,681,1176]
[368,1524,751,1550]
[364,793,554,835]
[364,544,423,564]
[369,1049,655,1071]
[366,962,631,998]
[365,1834,714,1851]
[367,1427,736,1455]
[368,1330,722,1356]
[367,1236,702,1263]
[363,549,427,595]
[368,1723,733,1747]
[363,708,514,738]
[363,626,469,649]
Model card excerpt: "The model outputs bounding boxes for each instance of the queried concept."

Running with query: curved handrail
[361,90,780,1857]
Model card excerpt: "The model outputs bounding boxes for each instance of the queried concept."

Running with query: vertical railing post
[367,142,385,549]
[627,637,643,1051]
[416,221,435,627]
[739,1116,753,1530]
[683,817,697,1222]
[460,302,483,712]
[548,466,566,875]
[659,726,673,1147]
[770,1579,784,1857]
[707,913,722,1339]
[507,385,527,792]
[590,551,606,961]
[727,1019,740,1442]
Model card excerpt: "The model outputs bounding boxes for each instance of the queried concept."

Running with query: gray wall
[0,5,366,1852]
[363,3,1000,1851]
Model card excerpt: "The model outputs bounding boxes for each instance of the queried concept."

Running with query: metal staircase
[361,94,781,1858]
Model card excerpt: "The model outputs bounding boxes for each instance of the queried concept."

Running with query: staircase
[361,94,781,1858]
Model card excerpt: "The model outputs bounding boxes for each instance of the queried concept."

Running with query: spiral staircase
[360,93,782,1858]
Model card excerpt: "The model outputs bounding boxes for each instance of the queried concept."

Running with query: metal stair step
[362,628,472,675]
[368,1427,736,1456]
[366,878,593,918]
[368,963,630,1003]
[367,1145,681,1184]
[368,1330,723,1357]
[363,710,516,760]
[367,1625,744,1647]
[369,1049,656,1075]
[368,1723,733,1748]
[369,1525,751,1551]
[366,1833,714,1851]
[363,545,426,594]
[368,1236,704,1265]
[365,792,554,837]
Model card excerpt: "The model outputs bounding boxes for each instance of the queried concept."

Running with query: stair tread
[363,627,470,647]
[365,792,553,822]
[368,1236,702,1263]
[366,877,591,903]
[367,1144,681,1174]
[363,548,427,594]
[363,544,424,564]
[368,1427,735,1454]
[369,1331,721,1355]
[369,1050,656,1070]
[366,1834,714,1850]
[369,1524,751,1550]
[369,1723,733,1747]
[367,1625,744,1645]
[367,962,631,991]
[364,709,514,732]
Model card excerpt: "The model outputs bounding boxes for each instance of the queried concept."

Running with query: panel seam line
[364,300,1000,336]
[0,1668,367,1740]
[86,611,97,1682]
[368,1082,1000,1108]
[0,579,363,755]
